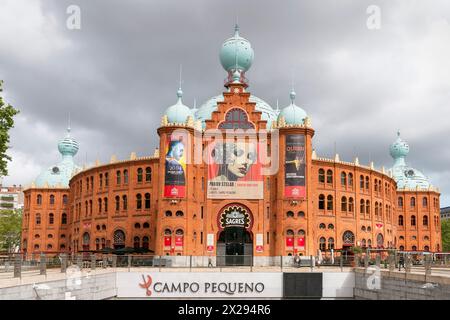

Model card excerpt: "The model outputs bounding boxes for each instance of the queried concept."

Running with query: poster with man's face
[284,135,306,198]
[207,141,263,199]
[164,135,186,198]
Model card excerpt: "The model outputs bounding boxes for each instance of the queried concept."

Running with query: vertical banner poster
[164,134,186,198]
[164,236,172,247]
[207,141,263,199]
[284,135,306,198]
[286,237,294,247]
[175,235,183,247]
[207,234,215,252]
[256,233,264,252]
[297,237,305,251]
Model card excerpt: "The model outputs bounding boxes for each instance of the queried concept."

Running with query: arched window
[122,195,127,210]
[361,239,366,247]
[424,245,430,252]
[398,197,403,207]
[410,197,416,208]
[134,236,140,248]
[145,193,150,209]
[136,194,142,210]
[218,108,255,129]
[286,211,294,218]
[342,231,355,245]
[142,236,149,250]
[411,215,416,226]
[348,173,353,187]
[298,211,305,218]
[412,245,417,251]
[298,230,305,236]
[102,224,106,230]
[105,172,109,186]
[60,244,66,250]
[99,173,103,187]
[377,234,384,248]
[423,215,428,226]
[349,197,354,212]
[164,229,172,235]
[361,226,366,232]
[134,223,141,229]
[176,211,184,217]
[116,171,121,185]
[137,168,143,183]
[399,245,405,251]
[318,194,325,210]
[398,215,404,226]
[341,172,347,186]
[143,222,150,228]
[360,199,365,215]
[319,237,326,251]
[145,167,152,182]
[34,244,40,250]
[37,194,42,205]
[367,239,372,248]
[36,213,41,225]
[360,175,364,189]
[319,223,326,229]
[82,232,90,251]
[366,200,370,215]
[365,176,369,189]
[115,196,120,211]
[165,211,172,217]
[104,198,108,212]
[327,195,333,210]
[422,197,428,207]
[328,224,334,230]
[374,202,378,217]
[98,198,102,213]
[176,229,184,235]
[61,213,67,224]
[286,229,294,236]
[49,213,54,225]
[50,194,55,205]
[328,238,334,250]
[123,170,129,184]
[326,170,333,184]
[63,195,68,205]
[113,230,126,248]
[341,196,347,212]
[318,169,325,183]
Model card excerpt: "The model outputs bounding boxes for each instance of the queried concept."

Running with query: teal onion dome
[58,127,79,156]
[34,127,80,188]
[219,24,254,73]
[389,131,409,160]
[277,90,308,125]
[165,88,193,123]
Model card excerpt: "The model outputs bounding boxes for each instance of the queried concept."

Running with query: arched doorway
[216,204,253,266]
[113,230,126,249]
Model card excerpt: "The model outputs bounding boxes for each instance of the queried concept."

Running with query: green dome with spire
[278,90,308,125]
[219,24,254,73]
[164,88,193,123]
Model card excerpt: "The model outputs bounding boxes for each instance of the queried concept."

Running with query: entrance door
[217,227,253,266]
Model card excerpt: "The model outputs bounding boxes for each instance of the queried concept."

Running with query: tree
[0,80,20,177]
[441,219,450,252]
[0,208,22,253]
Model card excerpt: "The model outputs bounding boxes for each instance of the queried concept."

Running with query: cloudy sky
[1,0,449,205]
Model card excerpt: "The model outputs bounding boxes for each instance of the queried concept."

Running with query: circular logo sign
[219,205,251,229]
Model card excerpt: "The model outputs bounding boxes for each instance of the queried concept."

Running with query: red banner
[175,236,183,247]
[286,237,294,247]
[297,237,305,250]
[164,236,171,247]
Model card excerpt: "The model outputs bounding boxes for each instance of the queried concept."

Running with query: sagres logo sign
[219,205,251,229]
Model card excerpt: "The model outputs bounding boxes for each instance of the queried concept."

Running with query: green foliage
[0,80,20,177]
[442,219,450,252]
[0,208,22,252]
[351,246,363,254]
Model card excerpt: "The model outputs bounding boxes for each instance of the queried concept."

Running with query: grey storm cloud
[1,0,449,205]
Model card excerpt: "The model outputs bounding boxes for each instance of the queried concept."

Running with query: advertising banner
[164,134,186,198]
[207,141,263,199]
[256,233,263,253]
[164,236,171,247]
[284,135,306,198]
[175,236,183,247]
[286,237,294,247]
[207,234,215,252]
[118,272,283,298]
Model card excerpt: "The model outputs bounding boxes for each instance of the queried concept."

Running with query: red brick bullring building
[20,26,442,264]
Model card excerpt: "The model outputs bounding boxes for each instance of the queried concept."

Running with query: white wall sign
[117,272,283,298]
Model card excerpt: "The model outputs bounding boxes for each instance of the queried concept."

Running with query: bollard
[61,254,67,273]
[388,253,395,272]
[364,252,369,268]
[39,253,46,276]
[128,255,132,270]
[112,255,117,268]
[76,254,82,269]
[102,255,107,269]
[340,254,343,271]
[14,255,22,278]
[310,255,313,272]
[91,254,96,271]
[405,255,412,273]
[376,253,381,268]
[425,254,432,276]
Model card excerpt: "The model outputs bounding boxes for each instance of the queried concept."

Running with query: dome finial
[397,130,401,137]
[177,64,183,100]
[234,23,239,37]
[290,89,296,104]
